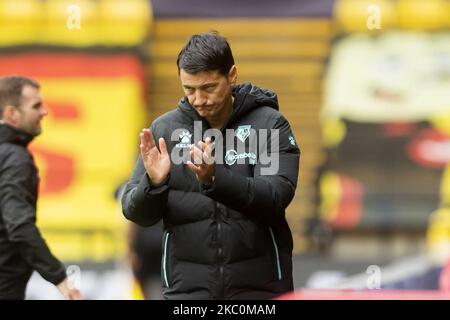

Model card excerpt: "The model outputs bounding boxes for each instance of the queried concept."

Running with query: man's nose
[41,106,49,117]
[193,90,207,106]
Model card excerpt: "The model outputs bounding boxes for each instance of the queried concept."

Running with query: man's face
[179,67,237,120]
[16,85,48,136]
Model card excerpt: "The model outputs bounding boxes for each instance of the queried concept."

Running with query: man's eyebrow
[184,83,217,90]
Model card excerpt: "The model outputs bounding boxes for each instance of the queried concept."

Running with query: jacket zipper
[162,232,170,287]
[269,227,282,280]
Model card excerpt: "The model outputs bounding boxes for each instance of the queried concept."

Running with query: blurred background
[0,0,449,299]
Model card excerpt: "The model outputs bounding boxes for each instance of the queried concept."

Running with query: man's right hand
[57,278,82,300]
[140,128,170,186]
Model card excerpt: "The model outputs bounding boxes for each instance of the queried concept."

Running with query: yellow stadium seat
[42,0,100,47]
[0,0,153,47]
[98,0,152,46]
[334,0,398,34]
[427,207,450,265]
[427,163,450,265]
[397,0,448,31]
[0,0,44,46]
[447,1,450,28]
[131,279,145,300]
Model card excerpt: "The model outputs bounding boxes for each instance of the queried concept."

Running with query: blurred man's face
[180,66,237,123]
[16,85,48,136]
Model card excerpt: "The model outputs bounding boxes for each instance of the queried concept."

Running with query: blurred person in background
[127,220,164,300]
[0,76,81,300]
[122,32,300,299]
[117,179,164,300]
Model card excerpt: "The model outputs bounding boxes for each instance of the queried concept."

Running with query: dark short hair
[177,31,235,76]
[0,75,40,118]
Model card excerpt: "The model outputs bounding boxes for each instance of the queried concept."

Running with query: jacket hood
[0,123,34,146]
[178,82,279,125]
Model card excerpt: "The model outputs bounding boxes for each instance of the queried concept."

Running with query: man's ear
[228,65,237,85]
[2,105,20,126]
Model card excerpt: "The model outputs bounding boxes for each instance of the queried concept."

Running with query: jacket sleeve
[202,115,300,225]
[121,156,170,226]
[121,123,170,226]
[0,158,66,286]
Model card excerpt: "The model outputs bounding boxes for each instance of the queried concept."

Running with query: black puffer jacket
[122,83,300,299]
[0,124,66,299]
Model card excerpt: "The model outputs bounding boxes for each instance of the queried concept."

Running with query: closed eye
[201,84,217,92]
[32,102,42,109]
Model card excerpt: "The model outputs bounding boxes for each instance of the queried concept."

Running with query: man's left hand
[187,137,215,186]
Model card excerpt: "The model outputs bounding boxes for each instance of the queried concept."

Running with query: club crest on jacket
[236,125,251,143]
